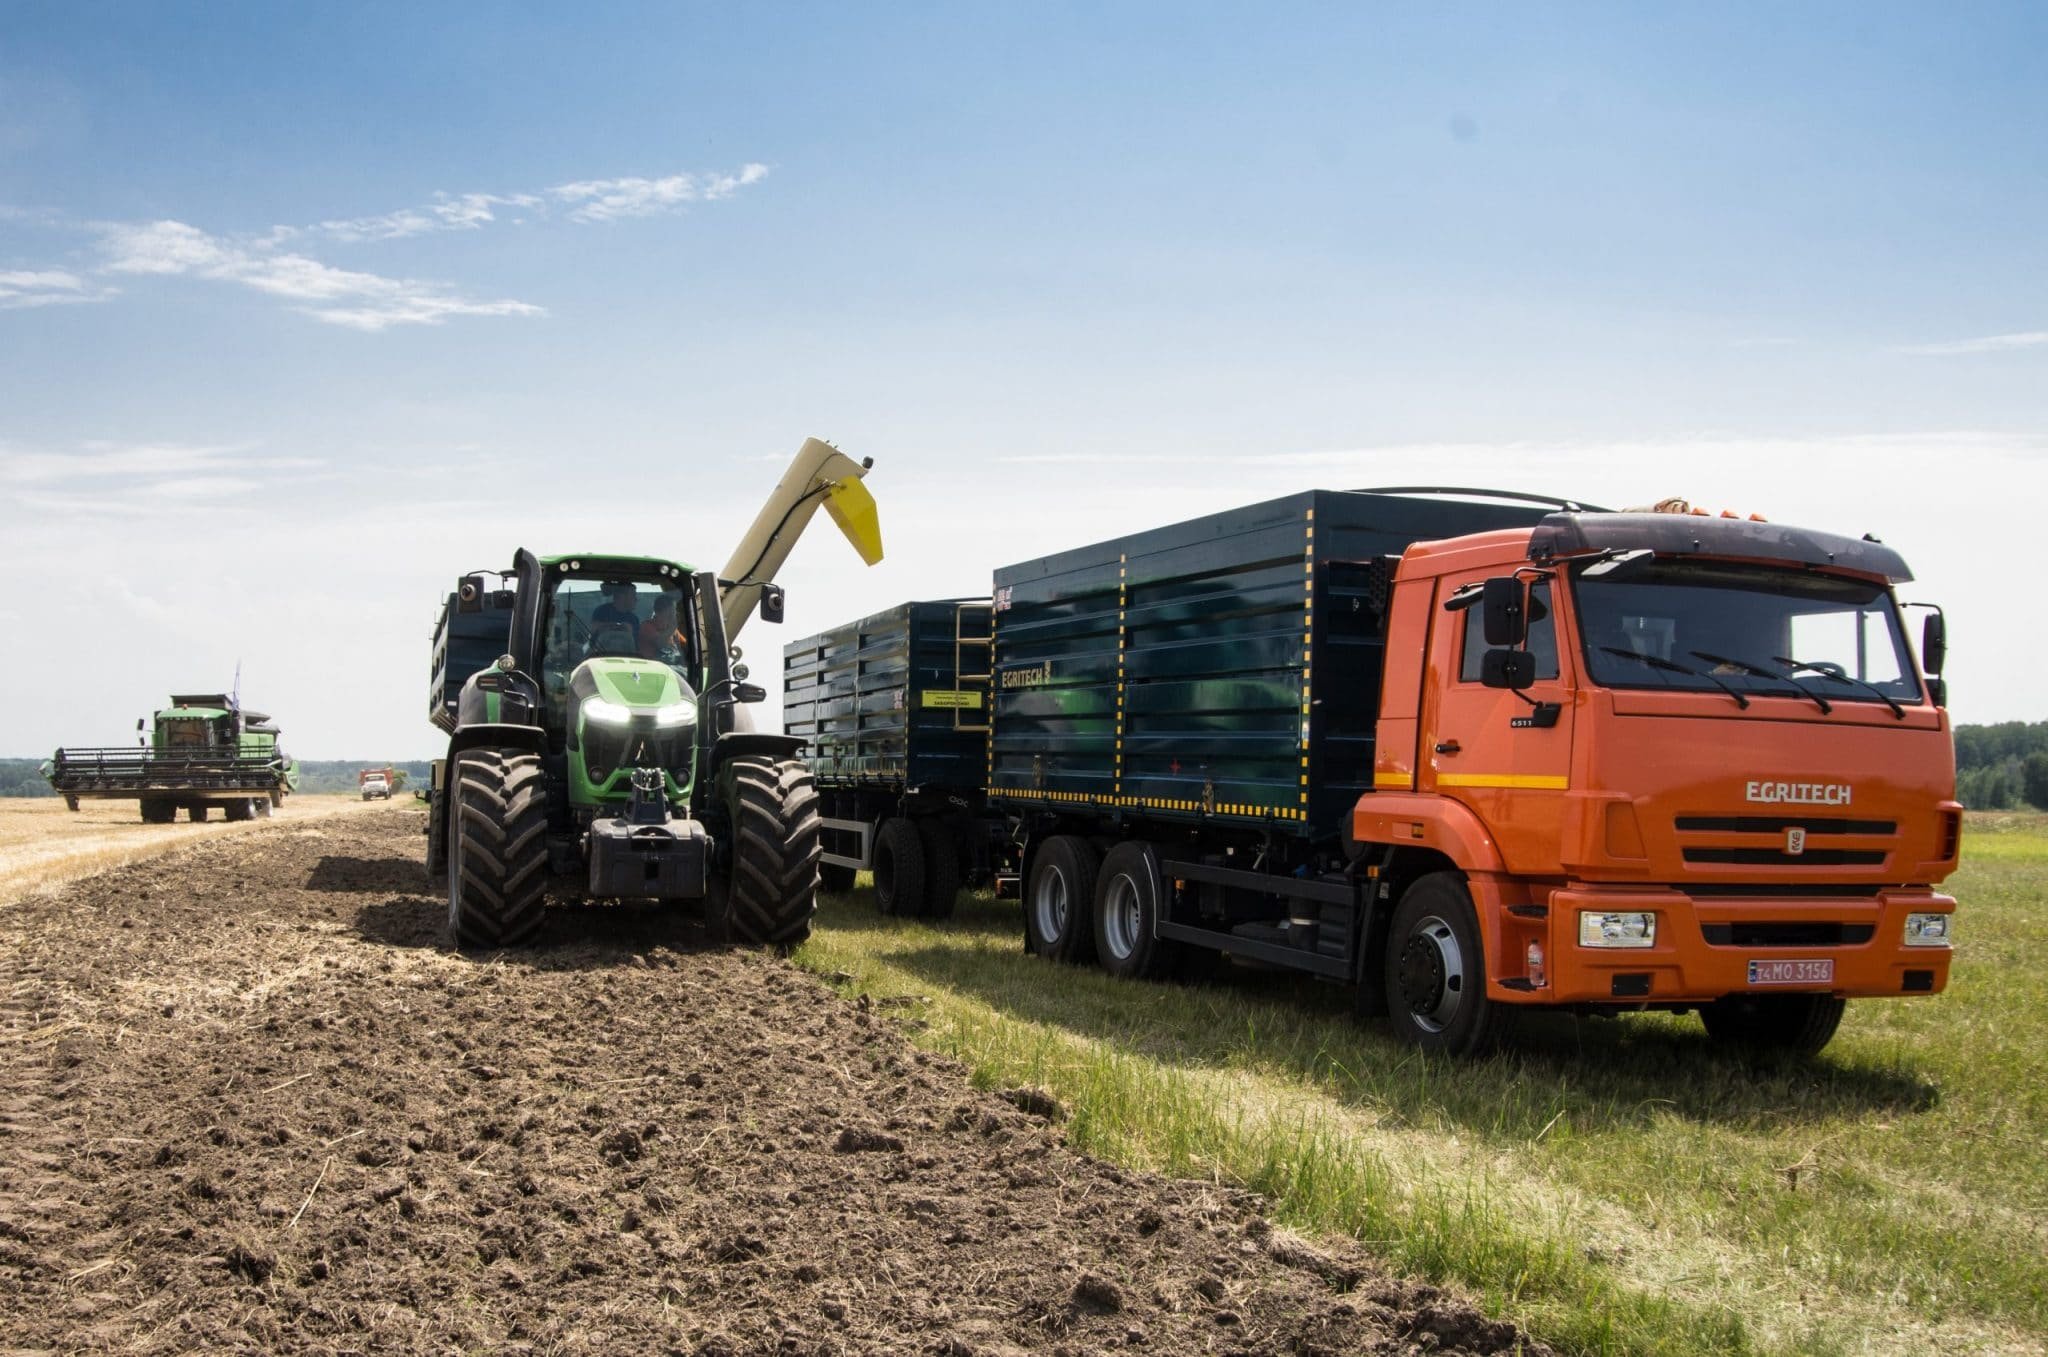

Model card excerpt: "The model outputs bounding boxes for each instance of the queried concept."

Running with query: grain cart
[425,438,883,949]
[986,489,1958,1055]
[782,599,993,914]
[43,693,301,822]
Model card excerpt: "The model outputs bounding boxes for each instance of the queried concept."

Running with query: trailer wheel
[140,799,175,824]
[1025,835,1099,964]
[714,756,820,947]
[919,820,961,920]
[874,818,926,917]
[1092,841,1176,980]
[818,862,857,894]
[1383,872,1509,1055]
[188,805,209,823]
[446,750,549,949]
[1700,994,1846,1055]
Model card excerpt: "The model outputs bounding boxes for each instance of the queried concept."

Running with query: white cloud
[97,219,544,330]
[548,163,770,223]
[0,267,115,309]
[1896,330,2048,357]
[311,190,545,244]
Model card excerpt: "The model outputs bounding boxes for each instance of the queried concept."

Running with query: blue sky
[2,3,2044,756]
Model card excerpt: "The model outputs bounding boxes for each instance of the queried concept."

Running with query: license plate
[1747,958,1834,986]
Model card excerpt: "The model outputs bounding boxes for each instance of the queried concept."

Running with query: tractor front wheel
[714,757,821,947]
[446,750,549,949]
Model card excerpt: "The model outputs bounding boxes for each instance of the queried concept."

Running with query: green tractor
[425,438,883,949]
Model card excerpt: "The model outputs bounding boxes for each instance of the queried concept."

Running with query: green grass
[793,813,2048,1357]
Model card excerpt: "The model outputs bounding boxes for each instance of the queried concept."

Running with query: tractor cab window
[1460,582,1559,682]
[539,576,695,705]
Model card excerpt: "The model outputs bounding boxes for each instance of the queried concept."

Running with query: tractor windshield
[1571,559,1921,708]
[540,575,694,684]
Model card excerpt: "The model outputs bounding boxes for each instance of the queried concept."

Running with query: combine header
[44,693,301,823]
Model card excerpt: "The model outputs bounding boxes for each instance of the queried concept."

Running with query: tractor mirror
[759,584,786,625]
[1481,648,1536,691]
[733,682,767,704]
[1482,577,1526,647]
[136,718,145,731]
[1921,611,1946,675]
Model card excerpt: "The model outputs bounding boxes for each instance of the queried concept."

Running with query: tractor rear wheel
[919,820,961,920]
[715,757,820,947]
[140,799,174,824]
[873,817,925,916]
[446,750,549,949]
[1700,994,1846,1055]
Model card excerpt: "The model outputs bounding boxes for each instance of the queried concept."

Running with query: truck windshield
[1571,559,1920,708]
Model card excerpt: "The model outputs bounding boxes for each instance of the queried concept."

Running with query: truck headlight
[1579,911,1656,948]
[582,697,633,725]
[1903,912,1952,947]
[652,702,696,728]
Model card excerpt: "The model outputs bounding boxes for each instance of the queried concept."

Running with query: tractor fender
[707,732,805,776]
[1350,792,1508,876]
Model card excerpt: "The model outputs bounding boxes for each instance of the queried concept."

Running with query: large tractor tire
[873,817,925,917]
[140,798,175,824]
[919,820,962,920]
[446,750,549,949]
[715,756,821,947]
[424,788,448,879]
[1383,872,1512,1056]
[1024,835,1098,964]
[1700,993,1846,1055]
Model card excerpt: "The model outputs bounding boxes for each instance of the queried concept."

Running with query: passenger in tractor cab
[638,594,686,666]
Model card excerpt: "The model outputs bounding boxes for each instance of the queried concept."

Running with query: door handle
[1434,740,1461,755]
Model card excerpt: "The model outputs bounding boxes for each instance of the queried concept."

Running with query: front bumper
[1499,884,1955,1005]
[587,815,709,899]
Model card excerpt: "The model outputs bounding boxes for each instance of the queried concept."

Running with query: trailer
[794,485,1958,1056]
[44,693,300,823]
[782,599,993,914]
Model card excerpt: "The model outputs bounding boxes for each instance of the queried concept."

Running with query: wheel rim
[1032,865,1069,943]
[1102,871,1141,959]
[1396,913,1465,1033]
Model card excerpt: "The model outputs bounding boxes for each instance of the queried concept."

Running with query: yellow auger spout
[720,437,883,643]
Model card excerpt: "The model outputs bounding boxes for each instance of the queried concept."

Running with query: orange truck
[984,490,1957,1055]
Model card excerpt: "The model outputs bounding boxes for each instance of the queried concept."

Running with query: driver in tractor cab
[587,581,642,659]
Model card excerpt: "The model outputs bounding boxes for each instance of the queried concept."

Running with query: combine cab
[44,693,301,823]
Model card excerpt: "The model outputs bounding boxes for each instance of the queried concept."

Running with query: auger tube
[718,437,884,643]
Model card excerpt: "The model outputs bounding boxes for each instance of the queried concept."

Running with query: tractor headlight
[1903,912,1952,947]
[581,697,633,725]
[652,702,696,728]
[1579,910,1656,948]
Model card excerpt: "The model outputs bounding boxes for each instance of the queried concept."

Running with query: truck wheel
[1383,872,1508,1055]
[1092,841,1176,980]
[874,818,925,917]
[716,757,821,947]
[447,750,549,949]
[919,821,961,920]
[1025,835,1098,964]
[1700,994,1846,1055]
[140,799,175,824]
[818,862,857,894]
[189,805,209,823]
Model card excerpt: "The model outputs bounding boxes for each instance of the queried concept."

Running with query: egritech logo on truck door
[1745,781,1853,806]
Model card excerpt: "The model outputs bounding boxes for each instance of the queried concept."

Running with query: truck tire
[188,805,209,823]
[1092,841,1177,980]
[140,798,175,824]
[874,817,925,917]
[1025,835,1098,964]
[446,750,549,949]
[919,820,961,920]
[1700,994,1846,1055]
[818,862,857,894]
[715,757,820,947]
[1383,872,1509,1055]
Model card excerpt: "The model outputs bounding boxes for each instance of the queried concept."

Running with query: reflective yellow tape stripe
[1437,772,1570,790]
[1373,771,1414,788]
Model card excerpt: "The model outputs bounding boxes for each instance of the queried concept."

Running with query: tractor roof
[535,553,695,575]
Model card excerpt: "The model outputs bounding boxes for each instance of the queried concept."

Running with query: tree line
[1955,722,2048,811]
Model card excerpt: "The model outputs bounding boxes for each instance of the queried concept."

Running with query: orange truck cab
[1356,509,1957,1053]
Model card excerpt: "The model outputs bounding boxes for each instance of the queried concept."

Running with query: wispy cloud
[0,439,313,486]
[0,268,116,310]
[548,164,770,223]
[1895,330,2048,357]
[97,220,544,331]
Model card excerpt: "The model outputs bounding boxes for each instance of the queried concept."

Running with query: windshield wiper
[1773,656,1907,719]
[1688,650,1832,715]
[1596,645,1749,709]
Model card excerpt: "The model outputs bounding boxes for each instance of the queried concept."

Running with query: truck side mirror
[1481,649,1536,691]
[1482,577,1526,647]
[759,584,786,625]
[1921,611,1946,676]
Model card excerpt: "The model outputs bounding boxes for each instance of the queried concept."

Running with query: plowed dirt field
[0,807,1543,1355]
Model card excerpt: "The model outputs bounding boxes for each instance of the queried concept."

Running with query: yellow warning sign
[921,690,984,710]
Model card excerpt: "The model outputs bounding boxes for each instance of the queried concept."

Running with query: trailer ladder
[952,600,994,733]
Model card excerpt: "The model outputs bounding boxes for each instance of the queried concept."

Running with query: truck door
[1420,570,1576,875]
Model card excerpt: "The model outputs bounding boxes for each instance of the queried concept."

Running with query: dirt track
[0,809,1542,1355]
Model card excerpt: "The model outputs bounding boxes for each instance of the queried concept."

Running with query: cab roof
[1529,512,1913,582]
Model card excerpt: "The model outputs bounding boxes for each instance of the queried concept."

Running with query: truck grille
[1699,921,1876,946]
[1674,813,1895,869]
[1683,847,1886,866]
[1674,815,1895,835]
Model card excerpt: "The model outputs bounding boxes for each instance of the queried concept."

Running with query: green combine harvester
[43,693,301,822]
[424,437,883,949]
